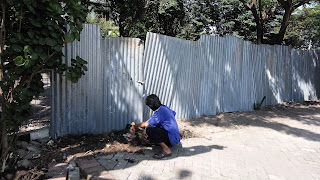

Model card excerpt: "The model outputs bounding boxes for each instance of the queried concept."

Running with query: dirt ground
[2,100,320,179]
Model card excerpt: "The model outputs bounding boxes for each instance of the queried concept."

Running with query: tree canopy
[237,0,318,45]
[86,0,319,49]
[284,3,320,49]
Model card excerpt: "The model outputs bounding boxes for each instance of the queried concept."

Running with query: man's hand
[130,125,135,133]
[130,122,136,133]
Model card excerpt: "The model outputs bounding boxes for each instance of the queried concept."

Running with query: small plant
[253,96,266,110]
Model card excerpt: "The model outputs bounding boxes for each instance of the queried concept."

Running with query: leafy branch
[0,0,88,172]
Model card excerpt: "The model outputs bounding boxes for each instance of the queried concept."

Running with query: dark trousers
[146,126,172,147]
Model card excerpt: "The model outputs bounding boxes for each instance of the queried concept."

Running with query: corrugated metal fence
[144,33,320,120]
[51,24,144,138]
[51,24,320,138]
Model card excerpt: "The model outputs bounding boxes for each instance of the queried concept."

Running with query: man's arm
[131,122,149,132]
[134,122,149,128]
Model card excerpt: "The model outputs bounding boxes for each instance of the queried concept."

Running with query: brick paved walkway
[96,115,320,180]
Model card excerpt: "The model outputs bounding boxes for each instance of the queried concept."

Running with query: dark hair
[145,94,162,111]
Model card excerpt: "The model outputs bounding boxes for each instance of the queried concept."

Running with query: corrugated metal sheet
[222,36,245,112]
[51,24,144,138]
[291,49,320,101]
[51,24,320,138]
[199,35,225,115]
[143,33,203,120]
[143,32,320,120]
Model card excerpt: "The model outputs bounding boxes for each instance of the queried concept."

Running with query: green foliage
[151,0,186,37]
[84,0,318,47]
[284,3,320,49]
[202,0,286,43]
[86,11,120,37]
[207,0,258,42]
[108,0,193,40]
[86,0,194,40]
[176,0,212,40]
[108,0,147,38]
[0,0,88,144]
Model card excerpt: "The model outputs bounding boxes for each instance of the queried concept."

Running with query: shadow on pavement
[139,169,192,180]
[181,103,320,142]
[167,143,225,158]
[103,143,225,179]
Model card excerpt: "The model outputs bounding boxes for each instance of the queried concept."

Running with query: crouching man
[130,94,181,159]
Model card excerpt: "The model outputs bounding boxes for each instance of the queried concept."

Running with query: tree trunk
[258,0,263,44]
[271,8,292,45]
[118,14,129,37]
[251,6,263,44]
[119,17,125,37]
[239,0,264,44]
[1,118,8,159]
[0,0,8,163]
[256,21,263,44]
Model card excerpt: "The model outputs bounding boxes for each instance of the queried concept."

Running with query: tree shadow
[180,103,320,142]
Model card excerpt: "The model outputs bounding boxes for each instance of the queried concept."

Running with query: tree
[239,0,316,44]
[202,0,258,42]
[83,0,213,41]
[86,11,120,37]
[81,0,120,37]
[284,3,320,49]
[85,0,191,40]
[176,0,213,40]
[109,0,146,38]
[0,0,88,171]
[107,0,187,39]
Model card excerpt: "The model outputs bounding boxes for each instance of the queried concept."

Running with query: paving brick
[113,152,126,159]
[113,160,128,170]
[127,172,141,180]
[98,159,118,170]
[77,158,98,165]
[109,170,130,180]
[123,153,134,159]
[83,165,105,176]
[163,161,175,173]
[124,160,139,169]
[190,172,201,180]
[76,158,100,170]
[177,149,186,156]
[68,167,80,180]
[140,159,149,165]
[46,162,68,178]
[131,154,144,161]
[138,172,152,180]
[140,164,154,174]
[98,154,114,160]
[47,177,66,180]
[68,159,77,167]
[89,170,113,180]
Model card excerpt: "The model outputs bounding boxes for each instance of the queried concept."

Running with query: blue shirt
[147,105,181,146]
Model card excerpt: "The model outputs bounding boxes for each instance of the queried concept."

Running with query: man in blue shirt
[130,94,181,159]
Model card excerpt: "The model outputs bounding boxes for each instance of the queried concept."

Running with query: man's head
[145,94,162,111]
